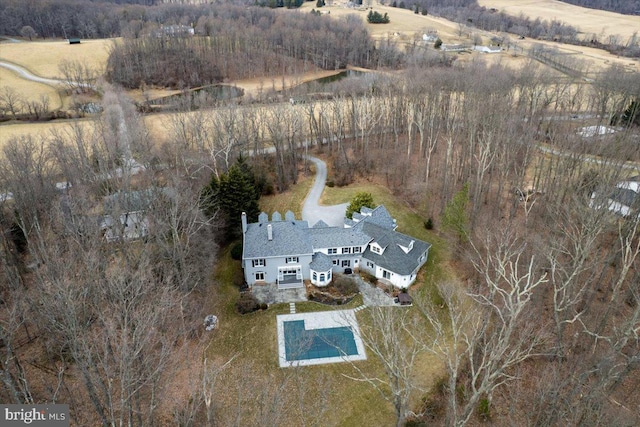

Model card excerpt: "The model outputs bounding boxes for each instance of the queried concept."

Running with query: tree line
[107,5,387,89]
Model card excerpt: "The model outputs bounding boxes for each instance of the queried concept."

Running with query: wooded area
[1,0,639,424]
[2,55,639,423]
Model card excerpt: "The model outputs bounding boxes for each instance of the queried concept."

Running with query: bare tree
[58,59,98,93]
[19,25,37,41]
[346,307,427,427]
[419,230,549,426]
[0,86,25,119]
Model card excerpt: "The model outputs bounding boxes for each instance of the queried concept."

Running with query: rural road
[302,156,348,228]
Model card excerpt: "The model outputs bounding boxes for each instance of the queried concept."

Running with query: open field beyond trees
[479,0,640,41]
[0,38,113,79]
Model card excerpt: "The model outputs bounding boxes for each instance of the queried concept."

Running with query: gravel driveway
[301,156,348,227]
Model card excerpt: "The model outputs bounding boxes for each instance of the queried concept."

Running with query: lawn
[258,161,317,218]
[205,247,397,426]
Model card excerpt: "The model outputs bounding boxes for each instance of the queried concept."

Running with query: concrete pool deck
[277,309,367,368]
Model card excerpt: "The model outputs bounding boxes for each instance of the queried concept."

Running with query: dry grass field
[478,0,640,41]
[1,3,638,153]
[0,68,63,110]
[0,38,114,78]
[300,2,466,43]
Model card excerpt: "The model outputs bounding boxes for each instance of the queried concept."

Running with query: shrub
[260,303,268,310]
[230,242,243,260]
[360,271,377,285]
[478,397,491,421]
[366,10,390,24]
[236,293,259,314]
[424,217,434,230]
[326,180,335,187]
[334,276,358,295]
[434,38,442,49]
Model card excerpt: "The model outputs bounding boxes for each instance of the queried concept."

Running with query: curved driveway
[302,156,348,228]
[0,60,94,89]
[0,61,66,87]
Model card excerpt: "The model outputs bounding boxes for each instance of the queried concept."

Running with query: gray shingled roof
[367,205,397,230]
[361,222,431,275]
[349,205,397,231]
[609,187,639,209]
[312,220,330,228]
[308,226,372,249]
[309,252,333,272]
[104,188,170,214]
[243,220,312,258]
[344,218,356,228]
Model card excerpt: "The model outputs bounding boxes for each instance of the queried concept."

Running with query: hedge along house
[241,206,431,290]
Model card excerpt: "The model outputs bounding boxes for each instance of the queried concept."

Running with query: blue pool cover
[283,320,359,361]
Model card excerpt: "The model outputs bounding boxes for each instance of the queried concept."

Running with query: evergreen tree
[201,157,261,241]
[346,192,375,219]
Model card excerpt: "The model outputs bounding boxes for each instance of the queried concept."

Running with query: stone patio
[252,282,308,304]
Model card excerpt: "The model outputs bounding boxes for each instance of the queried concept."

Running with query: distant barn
[68,38,81,44]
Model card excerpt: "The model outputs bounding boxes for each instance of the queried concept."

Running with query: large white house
[241,206,431,289]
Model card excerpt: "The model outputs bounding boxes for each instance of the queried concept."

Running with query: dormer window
[371,245,381,254]
[342,247,351,254]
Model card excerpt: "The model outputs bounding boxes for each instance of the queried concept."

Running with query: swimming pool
[277,310,367,367]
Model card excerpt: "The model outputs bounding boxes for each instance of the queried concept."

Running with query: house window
[372,245,381,254]
[320,273,325,282]
[353,247,361,253]
[313,272,317,280]
[342,260,350,267]
[342,247,351,254]
[366,262,374,268]
[332,259,339,265]
[285,257,299,264]
[255,272,265,281]
[328,271,331,280]
[252,259,266,267]
[383,270,391,279]
[328,248,337,254]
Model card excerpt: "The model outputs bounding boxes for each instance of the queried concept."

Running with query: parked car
[344,268,353,275]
